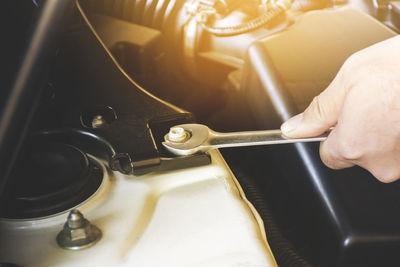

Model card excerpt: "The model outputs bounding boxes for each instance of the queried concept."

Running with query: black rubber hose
[229,162,315,267]
[80,0,179,29]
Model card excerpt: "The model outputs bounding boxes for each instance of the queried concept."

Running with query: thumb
[281,77,347,138]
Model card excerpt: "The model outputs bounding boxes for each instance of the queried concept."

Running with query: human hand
[280,35,400,183]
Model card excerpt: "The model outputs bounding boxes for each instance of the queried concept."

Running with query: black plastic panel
[241,7,400,267]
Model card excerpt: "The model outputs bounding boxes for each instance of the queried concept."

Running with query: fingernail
[281,113,303,134]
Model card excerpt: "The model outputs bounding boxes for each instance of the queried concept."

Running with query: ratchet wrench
[162,123,330,156]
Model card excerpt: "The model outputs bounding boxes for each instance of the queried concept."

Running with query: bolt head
[57,209,102,250]
[167,127,189,143]
[91,115,106,128]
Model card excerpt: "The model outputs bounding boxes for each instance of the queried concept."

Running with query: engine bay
[1,0,400,266]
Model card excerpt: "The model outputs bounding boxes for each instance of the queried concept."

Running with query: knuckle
[340,52,364,78]
[320,135,358,170]
[320,154,338,169]
[344,51,362,67]
[341,56,356,72]
[336,140,364,161]
[319,143,341,169]
[372,168,400,183]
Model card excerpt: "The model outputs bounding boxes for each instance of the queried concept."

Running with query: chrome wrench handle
[207,129,328,148]
[162,124,330,156]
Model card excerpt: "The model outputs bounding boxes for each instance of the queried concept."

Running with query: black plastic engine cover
[241,7,400,267]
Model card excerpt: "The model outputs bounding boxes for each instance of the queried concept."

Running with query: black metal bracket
[25,3,211,176]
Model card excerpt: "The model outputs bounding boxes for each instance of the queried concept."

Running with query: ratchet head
[162,124,211,156]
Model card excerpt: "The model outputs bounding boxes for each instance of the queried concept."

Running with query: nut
[91,115,106,128]
[166,127,190,143]
[68,221,91,241]
[56,209,102,250]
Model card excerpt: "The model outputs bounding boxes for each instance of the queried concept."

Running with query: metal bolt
[67,209,86,229]
[91,115,106,128]
[166,127,189,143]
[56,209,102,250]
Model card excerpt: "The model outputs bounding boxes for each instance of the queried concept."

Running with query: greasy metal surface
[163,124,329,156]
[0,152,276,267]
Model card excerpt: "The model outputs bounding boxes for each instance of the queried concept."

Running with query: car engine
[1,0,400,266]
